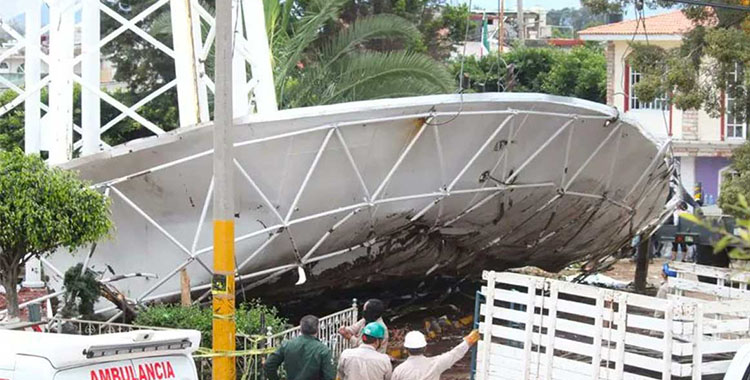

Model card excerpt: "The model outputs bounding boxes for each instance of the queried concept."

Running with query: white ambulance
[0,329,201,380]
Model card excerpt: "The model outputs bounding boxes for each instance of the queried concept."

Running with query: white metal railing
[261,298,359,360]
[669,261,750,300]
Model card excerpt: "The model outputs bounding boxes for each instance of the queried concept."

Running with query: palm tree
[265,0,454,108]
[151,0,454,109]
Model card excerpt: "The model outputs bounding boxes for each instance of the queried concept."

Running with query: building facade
[0,27,119,91]
[580,11,740,206]
[459,7,549,57]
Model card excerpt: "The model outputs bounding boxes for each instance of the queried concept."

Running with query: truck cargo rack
[475,267,750,380]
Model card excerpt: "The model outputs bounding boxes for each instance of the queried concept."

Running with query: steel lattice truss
[0,0,275,162]
[38,93,671,317]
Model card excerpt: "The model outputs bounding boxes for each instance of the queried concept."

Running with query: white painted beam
[171,0,203,127]
[47,0,75,164]
[232,0,250,117]
[23,0,42,155]
[242,0,277,113]
[81,0,101,155]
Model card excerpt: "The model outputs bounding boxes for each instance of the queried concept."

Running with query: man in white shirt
[339,298,389,353]
[337,322,392,380]
[392,329,479,380]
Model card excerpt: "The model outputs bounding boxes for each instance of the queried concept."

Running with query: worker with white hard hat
[391,329,480,380]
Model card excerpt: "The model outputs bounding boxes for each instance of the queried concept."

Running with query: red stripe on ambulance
[90,361,175,380]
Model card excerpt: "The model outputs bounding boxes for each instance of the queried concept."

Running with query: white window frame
[725,62,747,140]
[629,68,669,111]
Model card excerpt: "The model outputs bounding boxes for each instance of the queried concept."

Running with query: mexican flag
[480,12,490,57]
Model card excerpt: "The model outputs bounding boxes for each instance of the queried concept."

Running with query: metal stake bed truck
[475,263,750,380]
[0,329,201,380]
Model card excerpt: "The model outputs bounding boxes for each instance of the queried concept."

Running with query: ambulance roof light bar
[83,338,193,359]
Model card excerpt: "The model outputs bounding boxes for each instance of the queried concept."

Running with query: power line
[662,0,750,12]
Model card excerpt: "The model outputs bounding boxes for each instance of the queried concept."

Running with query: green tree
[720,143,750,216]
[542,46,607,102]
[0,90,25,152]
[61,263,101,319]
[451,45,607,103]
[0,150,112,318]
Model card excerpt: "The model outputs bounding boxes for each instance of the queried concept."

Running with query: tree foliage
[0,84,178,152]
[681,195,750,260]
[719,143,750,217]
[0,150,111,318]
[0,90,25,152]
[452,45,607,103]
[268,0,453,108]
[61,263,101,318]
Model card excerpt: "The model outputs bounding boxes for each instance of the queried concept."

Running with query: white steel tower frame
[0,0,276,288]
[0,0,276,162]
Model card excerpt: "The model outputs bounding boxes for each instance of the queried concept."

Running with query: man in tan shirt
[392,330,479,380]
[339,298,389,353]
[337,322,392,380]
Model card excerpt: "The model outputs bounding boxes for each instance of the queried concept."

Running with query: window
[726,62,746,140]
[0,62,8,71]
[629,68,669,111]
[16,63,24,73]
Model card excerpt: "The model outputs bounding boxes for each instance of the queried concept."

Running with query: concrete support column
[634,236,650,294]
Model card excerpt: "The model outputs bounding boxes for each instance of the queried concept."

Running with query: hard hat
[362,322,386,339]
[404,331,427,349]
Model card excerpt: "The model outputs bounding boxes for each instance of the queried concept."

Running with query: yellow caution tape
[211,313,237,321]
[193,346,276,358]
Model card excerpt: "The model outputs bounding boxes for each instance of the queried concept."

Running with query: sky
[0,0,676,25]
[457,0,674,20]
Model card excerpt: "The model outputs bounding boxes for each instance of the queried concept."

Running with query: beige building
[459,7,549,57]
[580,11,740,205]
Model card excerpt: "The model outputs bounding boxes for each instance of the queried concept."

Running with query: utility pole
[517,0,525,44]
[634,236,650,293]
[212,0,236,379]
[498,0,504,52]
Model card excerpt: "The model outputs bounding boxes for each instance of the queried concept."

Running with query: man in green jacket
[266,315,336,380]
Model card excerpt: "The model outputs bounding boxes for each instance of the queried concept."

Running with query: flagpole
[481,10,486,58]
